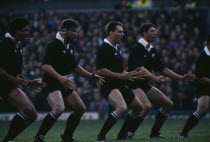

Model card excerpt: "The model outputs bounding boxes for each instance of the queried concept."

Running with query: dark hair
[106,21,123,36]
[60,19,79,31]
[9,17,30,36]
[207,34,210,44]
[139,23,155,37]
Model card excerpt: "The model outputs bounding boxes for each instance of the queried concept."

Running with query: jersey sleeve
[42,44,56,66]
[195,56,207,80]
[0,42,9,67]
[71,48,78,69]
[96,47,108,70]
[153,49,165,72]
[130,46,145,68]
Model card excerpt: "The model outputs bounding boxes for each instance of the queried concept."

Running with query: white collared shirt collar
[104,38,118,50]
[204,46,210,56]
[138,38,153,52]
[5,33,19,48]
[5,32,16,42]
[56,32,69,50]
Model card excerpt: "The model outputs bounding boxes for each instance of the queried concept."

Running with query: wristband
[90,73,95,79]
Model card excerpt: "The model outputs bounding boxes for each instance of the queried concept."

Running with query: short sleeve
[131,46,145,67]
[71,49,78,69]
[195,56,207,80]
[42,44,56,66]
[153,49,165,72]
[0,42,9,67]
[96,48,108,70]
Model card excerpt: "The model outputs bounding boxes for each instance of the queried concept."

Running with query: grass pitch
[0,119,209,142]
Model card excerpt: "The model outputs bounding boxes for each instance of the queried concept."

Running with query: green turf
[0,119,209,142]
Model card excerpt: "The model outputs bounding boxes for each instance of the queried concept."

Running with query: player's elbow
[41,64,50,72]
[197,77,209,85]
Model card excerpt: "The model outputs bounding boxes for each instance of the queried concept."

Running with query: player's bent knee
[117,105,127,114]
[165,100,174,111]
[75,105,86,115]
[81,105,86,113]
[22,107,37,123]
[169,100,174,108]
[53,105,65,116]
[144,103,152,113]
[198,105,209,115]
[135,103,144,113]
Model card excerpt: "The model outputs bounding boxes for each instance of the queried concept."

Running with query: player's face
[17,25,30,42]
[66,29,78,44]
[113,25,124,44]
[146,27,157,42]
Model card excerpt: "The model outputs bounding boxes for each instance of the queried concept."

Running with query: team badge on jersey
[70,50,73,54]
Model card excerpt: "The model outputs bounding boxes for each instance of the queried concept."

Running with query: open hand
[155,76,168,83]
[58,74,75,90]
[28,80,46,89]
[91,73,105,86]
[15,74,28,85]
[181,73,196,82]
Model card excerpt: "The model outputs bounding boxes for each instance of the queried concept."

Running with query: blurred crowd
[0,7,208,113]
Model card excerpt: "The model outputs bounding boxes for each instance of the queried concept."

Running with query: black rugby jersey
[128,39,165,72]
[195,47,210,94]
[42,37,78,84]
[0,37,23,77]
[96,41,124,88]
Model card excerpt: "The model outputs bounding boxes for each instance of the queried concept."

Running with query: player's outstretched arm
[162,68,196,82]
[74,65,105,86]
[97,68,137,81]
[19,75,46,89]
[197,77,210,85]
[136,67,167,83]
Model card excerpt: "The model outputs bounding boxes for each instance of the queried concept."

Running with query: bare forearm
[198,77,210,85]
[74,65,92,78]
[138,67,158,81]
[41,64,62,81]
[162,68,182,80]
[96,68,121,79]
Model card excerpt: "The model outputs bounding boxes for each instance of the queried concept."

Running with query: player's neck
[60,33,68,46]
[12,34,20,44]
[106,37,117,46]
[143,37,151,49]
[143,37,150,43]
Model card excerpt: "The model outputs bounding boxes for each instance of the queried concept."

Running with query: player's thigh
[7,88,35,112]
[133,88,152,110]
[47,90,65,110]
[108,89,127,110]
[65,91,86,113]
[146,87,173,109]
[196,96,210,114]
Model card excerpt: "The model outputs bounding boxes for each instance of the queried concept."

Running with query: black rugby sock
[3,113,30,142]
[181,112,201,135]
[98,111,119,138]
[35,112,58,138]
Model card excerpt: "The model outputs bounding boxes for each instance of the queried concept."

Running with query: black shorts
[100,85,135,105]
[127,80,152,93]
[42,83,74,98]
[0,81,18,99]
